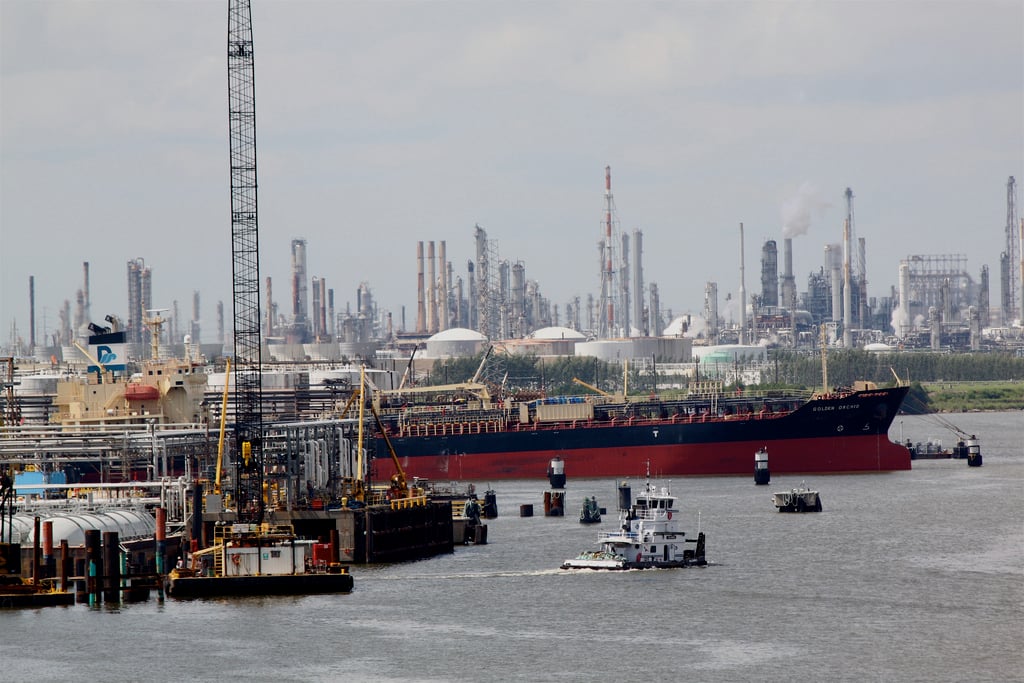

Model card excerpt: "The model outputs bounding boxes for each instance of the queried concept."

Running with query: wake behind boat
[561,470,706,570]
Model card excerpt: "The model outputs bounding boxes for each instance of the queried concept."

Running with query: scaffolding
[902,254,976,324]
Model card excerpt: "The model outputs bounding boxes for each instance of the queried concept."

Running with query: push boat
[372,382,912,481]
[561,474,706,570]
[772,483,822,513]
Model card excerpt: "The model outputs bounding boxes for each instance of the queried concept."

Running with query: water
[2,412,1022,682]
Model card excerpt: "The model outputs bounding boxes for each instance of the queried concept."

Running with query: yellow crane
[572,376,613,398]
[214,358,231,496]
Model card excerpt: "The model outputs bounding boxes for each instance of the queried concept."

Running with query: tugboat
[578,496,602,524]
[561,469,707,570]
[772,482,822,512]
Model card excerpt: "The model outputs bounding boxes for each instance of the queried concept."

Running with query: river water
[2,411,1022,682]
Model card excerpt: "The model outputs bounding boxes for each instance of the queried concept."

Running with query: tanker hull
[373,386,912,481]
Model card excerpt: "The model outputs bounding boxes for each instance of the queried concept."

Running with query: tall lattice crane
[228,0,264,522]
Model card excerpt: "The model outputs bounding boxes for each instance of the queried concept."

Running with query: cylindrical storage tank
[754,447,770,485]
[17,509,157,547]
[617,482,631,511]
[547,456,566,489]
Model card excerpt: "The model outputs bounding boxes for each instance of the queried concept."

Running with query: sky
[2,0,1022,348]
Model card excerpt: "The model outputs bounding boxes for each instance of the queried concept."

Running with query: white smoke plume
[890,306,909,338]
[781,181,831,239]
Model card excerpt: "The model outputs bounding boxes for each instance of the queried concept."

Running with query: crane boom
[228,0,265,522]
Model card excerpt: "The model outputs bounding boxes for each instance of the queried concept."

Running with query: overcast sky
[2,0,1022,347]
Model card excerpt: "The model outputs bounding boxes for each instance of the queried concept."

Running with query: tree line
[426,348,1024,398]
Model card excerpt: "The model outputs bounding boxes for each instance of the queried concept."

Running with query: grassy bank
[922,381,1024,412]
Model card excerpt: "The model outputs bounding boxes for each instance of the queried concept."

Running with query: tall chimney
[438,240,448,331]
[416,242,426,334]
[843,219,853,347]
[632,229,644,336]
[82,261,90,326]
[265,277,274,336]
[427,241,437,334]
[29,275,36,352]
[738,223,746,345]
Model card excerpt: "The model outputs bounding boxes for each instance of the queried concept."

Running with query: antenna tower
[228,0,264,522]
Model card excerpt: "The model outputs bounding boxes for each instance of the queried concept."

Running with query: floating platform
[0,588,76,608]
[166,570,353,599]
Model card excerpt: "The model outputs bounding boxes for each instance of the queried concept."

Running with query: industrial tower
[598,166,621,339]
[1002,176,1020,325]
[228,0,264,522]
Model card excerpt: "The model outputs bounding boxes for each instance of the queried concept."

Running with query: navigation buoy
[963,436,982,467]
[754,447,770,485]
[547,456,566,488]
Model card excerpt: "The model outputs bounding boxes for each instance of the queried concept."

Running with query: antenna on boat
[144,309,169,361]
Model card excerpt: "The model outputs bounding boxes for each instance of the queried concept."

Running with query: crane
[227,0,265,522]
[572,377,612,398]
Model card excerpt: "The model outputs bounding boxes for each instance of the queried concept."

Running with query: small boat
[578,496,601,524]
[772,483,822,512]
[561,471,706,570]
[166,522,353,598]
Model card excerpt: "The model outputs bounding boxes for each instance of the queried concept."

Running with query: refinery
[2,174,1022,365]
[0,0,1021,608]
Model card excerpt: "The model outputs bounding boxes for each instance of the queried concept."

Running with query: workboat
[561,475,706,570]
[166,523,353,598]
[372,382,911,481]
[772,483,822,512]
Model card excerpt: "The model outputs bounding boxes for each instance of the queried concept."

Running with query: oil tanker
[371,382,912,481]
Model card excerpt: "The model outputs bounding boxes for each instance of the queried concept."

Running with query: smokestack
[427,241,437,334]
[859,237,868,328]
[843,219,853,347]
[438,240,448,331]
[291,239,308,325]
[311,276,321,338]
[604,166,614,337]
[632,229,644,336]
[265,277,274,336]
[761,240,779,308]
[621,232,631,336]
[29,275,36,352]
[416,242,426,334]
[217,301,225,344]
[82,261,90,326]
[739,223,746,345]
[328,288,335,337]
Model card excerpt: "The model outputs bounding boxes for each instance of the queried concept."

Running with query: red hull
[373,433,911,482]
[371,385,912,481]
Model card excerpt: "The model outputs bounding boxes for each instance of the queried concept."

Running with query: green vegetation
[424,349,1024,411]
[920,381,1024,412]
